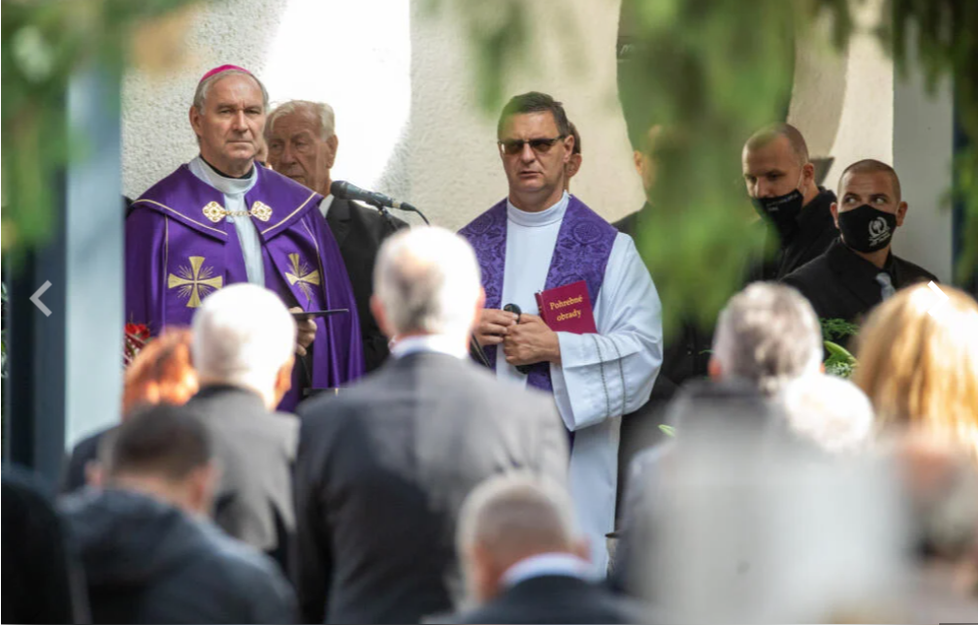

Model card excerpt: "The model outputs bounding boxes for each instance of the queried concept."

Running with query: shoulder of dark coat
[196,522,291,593]
[782,252,832,289]
[894,255,939,283]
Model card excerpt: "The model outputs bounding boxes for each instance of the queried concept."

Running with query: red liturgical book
[535,280,597,334]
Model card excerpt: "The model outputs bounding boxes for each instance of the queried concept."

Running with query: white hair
[457,474,579,562]
[374,227,481,339]
[713,282,823,398]
[191,284,296,403]
[782,373,875,454]
[266,100,336,140]
[192,69,269,114]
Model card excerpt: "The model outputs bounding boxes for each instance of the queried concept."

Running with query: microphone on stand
[330,180,430,224]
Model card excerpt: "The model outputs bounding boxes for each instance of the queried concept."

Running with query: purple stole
[459,195,617,392]
[125,162,364,409]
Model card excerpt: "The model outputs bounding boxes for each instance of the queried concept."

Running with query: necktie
[875,272,896,300]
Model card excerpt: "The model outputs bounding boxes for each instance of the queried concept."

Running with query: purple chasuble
[126,162,364,409]
[459,195,617,393]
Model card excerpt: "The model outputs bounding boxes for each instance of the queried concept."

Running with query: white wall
[815,0,896,188]
[122,0,642,230]
[122,0,953,273]
[892,27,954,282]
[122,0,287,196]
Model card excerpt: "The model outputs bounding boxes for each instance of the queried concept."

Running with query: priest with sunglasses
[459,92,663,574]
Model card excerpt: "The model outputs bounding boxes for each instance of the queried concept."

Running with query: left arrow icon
[31,281,53,317]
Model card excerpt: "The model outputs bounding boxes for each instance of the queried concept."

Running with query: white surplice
[188,156,264,286]
[496,192,664,574]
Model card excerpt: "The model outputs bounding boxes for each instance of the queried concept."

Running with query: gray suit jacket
[294,351,569,624]
[186,386,299,560]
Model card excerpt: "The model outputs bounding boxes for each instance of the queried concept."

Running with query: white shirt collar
[501,552,596,588]
[189,155,257,197]
[506,191,569,228]
[319,194,335,219]
[390,334,469,360]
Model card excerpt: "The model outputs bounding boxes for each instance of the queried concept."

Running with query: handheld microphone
[503,304,532,374]
[330,180,425,219]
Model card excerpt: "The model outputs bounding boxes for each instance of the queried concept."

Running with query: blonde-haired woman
[855,284,978,460]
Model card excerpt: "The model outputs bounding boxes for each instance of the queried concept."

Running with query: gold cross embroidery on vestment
[285,253,321,300]
[168,256,223,308]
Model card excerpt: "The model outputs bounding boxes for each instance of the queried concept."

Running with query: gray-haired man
[294,227,568,624]
[266,100,409,371]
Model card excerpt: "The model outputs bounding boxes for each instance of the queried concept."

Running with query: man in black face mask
[783,159,937,323]
[742,123,838,280]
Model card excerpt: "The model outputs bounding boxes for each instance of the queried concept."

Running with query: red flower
[124,323,152,367]
[125,323,150,339]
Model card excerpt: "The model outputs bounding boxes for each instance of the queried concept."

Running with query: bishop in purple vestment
[125,65,363,409]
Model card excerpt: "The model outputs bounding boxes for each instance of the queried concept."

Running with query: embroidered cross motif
[201,200,273,223]
[168,256,223,308]
[285,253,321,300]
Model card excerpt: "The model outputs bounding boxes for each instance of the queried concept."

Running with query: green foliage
[823,339,857,379]
[820,318,859,378]
[2,0,200,264]
[435,0,978,336]
[820,317,860,343]
[620,0,801,334]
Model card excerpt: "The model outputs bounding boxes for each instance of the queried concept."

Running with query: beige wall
[122,0,953,277]
[122,0,642,230]
[786,0,953,281]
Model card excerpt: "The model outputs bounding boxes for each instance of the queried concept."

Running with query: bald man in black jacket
[783,159,937,323]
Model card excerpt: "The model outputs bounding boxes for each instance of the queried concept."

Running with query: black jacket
[612,205,712,516]
[3,468,88,624]
[324,198,409,373]
[783,238,938,323]
[294,352,568,624]
[454,575,650,624]
[613,205,713,398]
[751,187,839,281]
[63,427,108,494]
[60,488,297,624]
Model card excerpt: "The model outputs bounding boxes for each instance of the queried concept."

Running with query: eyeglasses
[498,135,567,155]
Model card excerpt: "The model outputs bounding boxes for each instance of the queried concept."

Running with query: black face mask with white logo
[837,204,897,253]
[752,189,805,239]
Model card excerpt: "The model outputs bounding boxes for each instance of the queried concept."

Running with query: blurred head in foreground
[710,282,822,398]
[855,284,978,461]
[123,328,198,416]
[782,373,875,454]
[372,226,484,349]
[891,433,978,614]
[192,284,296,409]
[457,475,585,605]
[98,404,216,517]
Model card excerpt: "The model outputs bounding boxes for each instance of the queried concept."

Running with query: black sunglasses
[498,135,567,155]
